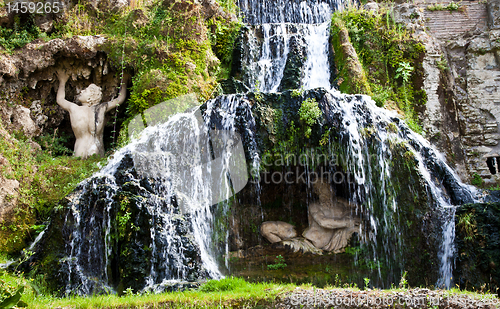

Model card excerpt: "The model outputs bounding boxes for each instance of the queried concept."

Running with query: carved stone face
[78,84,102,106]
[313,180,332,201]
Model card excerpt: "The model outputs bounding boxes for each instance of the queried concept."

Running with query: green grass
[1,274,498,309]
[25,278,294,308]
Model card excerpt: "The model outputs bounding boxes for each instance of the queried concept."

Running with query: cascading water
[322,90,478,288]
[235,0,478,288]
[29,95,260,295]
[238,0,337,91]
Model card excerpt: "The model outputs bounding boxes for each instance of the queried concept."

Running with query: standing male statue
[56,69,128,158]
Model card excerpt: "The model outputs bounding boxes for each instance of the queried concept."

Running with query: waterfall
[238,0,336,92]
[234,0,478,288]
[317,91,478,288]
[29,0,483,294]
[41,94,259,295]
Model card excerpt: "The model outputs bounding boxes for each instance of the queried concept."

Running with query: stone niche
[0,36,123,150]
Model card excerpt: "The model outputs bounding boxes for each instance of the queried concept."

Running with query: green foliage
[199,277,248,292]
[0,121,104,253]
[427,3,445,11]
[267,255,287,270]
[363,277,370,290]
[436,55,449,72]
[0,254,40,308]
[35,129,73,156]
[116,196,139,239]
[399,271,408,289]
[298,98,321,138]
[207,18,242,79]
[299,98,322,127]
[0,282,24,309]
[291,88,303,98]
[0,15,41,52]
[471,173,484,187]
[52,2,98,36]
[427,1,463,11]
[215,0,240,15]
[48,0,240,141]
[344,246,361,256]
[457,212,477,242]
[330,8,425,132]
[330,17,371,95]
[395,61,414,85]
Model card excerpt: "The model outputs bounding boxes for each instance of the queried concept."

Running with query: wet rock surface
[25,153,206,296]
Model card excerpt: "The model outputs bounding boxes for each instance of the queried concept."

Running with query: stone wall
[399,0,500,186]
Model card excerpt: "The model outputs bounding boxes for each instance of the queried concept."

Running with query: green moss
[207,17,242,79]
[330,17,371,95]
[330,8,426,132]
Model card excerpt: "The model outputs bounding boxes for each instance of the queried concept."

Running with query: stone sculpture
[260,221,298,243]
[260,179,359,253]
[302,180,359,253]
[56,69,128,158]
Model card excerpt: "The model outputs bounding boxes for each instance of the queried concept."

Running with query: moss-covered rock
[24,153,205,296]
[455,202,500,293]
[202,89,448,288]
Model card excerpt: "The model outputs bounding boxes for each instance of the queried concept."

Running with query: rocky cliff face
[396,0,500,186]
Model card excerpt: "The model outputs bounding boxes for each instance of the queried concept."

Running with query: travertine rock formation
[0,36,122,140]
[395,0,500,185]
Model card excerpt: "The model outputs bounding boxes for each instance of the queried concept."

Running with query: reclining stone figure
[260,179,359,253]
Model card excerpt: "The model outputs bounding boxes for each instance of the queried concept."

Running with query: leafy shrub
[0,15,40,52]
[330,8,425,132]
[36,129,73,156]
[207,17,242,78]
[299,98,322,138]
[291,88,303,98]
[427,2,463,11]
[471,173,484,187]
[267,255,287,270]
